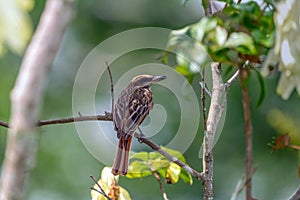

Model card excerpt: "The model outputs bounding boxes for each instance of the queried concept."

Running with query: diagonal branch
[136,132,204,181]
[90,175,112,200]
[289,186,300,200]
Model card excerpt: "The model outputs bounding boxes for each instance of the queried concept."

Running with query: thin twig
[199,82,212,97]
[152,170,169,200]
[90,175,112,200]
[106,61,114,116]
[288,145,300,151]
[37,114,112,126]
[0,114,112,128]
[205,0,213,16]
[231,167,257,200]
[201,67,208,132]
[0,121,9,128]
[225,70,239,89]
[149,161,169,200]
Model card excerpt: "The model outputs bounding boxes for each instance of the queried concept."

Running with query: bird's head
[130,74,166,88]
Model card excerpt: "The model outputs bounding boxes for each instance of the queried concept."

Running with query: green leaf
[126,160,152,178]
[215,26,228,46]
[224,32,257,55]
[126,148,192,185]
[130,151,149,162]
[180,168,193,185]
[190,17,218,42]
[254,69,266,107]
[149,151,170,170]
[252,29,274,48]
[175,65,196,83]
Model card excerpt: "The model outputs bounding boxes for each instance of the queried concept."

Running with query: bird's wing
[126,87,153,133]
[114,87,153,138]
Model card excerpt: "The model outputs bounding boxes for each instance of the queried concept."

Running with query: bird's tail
[112,134,133,175]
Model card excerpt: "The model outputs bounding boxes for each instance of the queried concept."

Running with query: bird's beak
[152,75,167,82]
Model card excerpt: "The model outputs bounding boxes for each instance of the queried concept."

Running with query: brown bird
[112,74,167,176]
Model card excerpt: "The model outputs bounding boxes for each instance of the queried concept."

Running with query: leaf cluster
[166,1,275,80]
[126,147,193,185]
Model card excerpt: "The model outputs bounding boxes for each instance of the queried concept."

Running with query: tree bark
[0,0,74,199]
[202,62,226,200]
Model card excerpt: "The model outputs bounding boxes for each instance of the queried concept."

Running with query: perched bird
[112,74,166,175]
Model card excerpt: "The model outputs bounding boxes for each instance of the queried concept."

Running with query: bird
[112,74,167,176]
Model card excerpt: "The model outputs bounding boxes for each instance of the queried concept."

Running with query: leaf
[215,26,228,46]
[180,168,193,185]
[254,69,266,107]
[175,65,196,83]
[119,187,132,200]
[126,148,193,185]
[130,151,149,162]
[0,0,34,55]
[165,163,181,184]
[100,167,119,186]
[190,17,218,42]
[252,26,275,48]
[126,160,152,178]
[224,32,257,55]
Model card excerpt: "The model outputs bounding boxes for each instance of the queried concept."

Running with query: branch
[202,62,226,199]
[289,186,300,200]
[37,113,112,126]
[136,132,204,181]
[152,170,169,200]
[0,0,75,199]
[204,0,213,16]
[1,114,112,128]
[90,175,112,200]
[239,67,254,200]
[0,113,204,181]
[201,68,208,131]
[225,69,239,88]
[0,121,9,128]
[106,61,114,116]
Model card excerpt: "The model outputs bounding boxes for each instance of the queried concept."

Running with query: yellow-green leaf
[126,160,152,178]
[130,151,148,162]
[0,0,34,55]
[180,168,193,185]
[165,163,181,184]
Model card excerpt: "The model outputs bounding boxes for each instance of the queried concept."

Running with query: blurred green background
[0,0,299,199]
